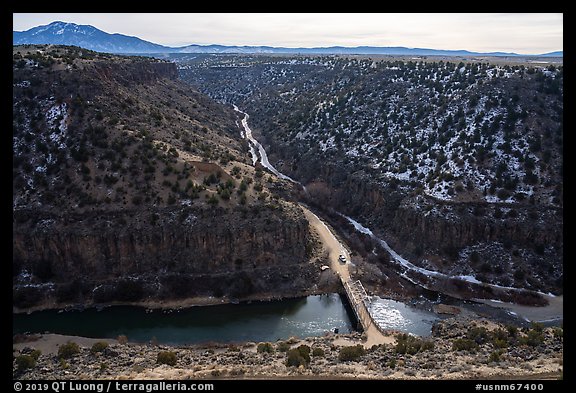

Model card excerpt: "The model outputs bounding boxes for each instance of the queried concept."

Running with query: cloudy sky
[13,13,563,54]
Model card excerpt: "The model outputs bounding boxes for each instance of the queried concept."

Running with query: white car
[338,254,347,264]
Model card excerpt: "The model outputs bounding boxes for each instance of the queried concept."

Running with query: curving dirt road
[301,205,395,348]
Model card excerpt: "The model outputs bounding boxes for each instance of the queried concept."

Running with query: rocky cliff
[92,60,179,86]
[13,202,319,310]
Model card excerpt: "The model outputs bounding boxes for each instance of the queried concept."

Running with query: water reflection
[318,293,336,307]
[14,294,352,345]
[14,294,444,343]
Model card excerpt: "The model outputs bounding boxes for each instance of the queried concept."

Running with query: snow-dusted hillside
[180,55,562,208]
[178,55,563,294]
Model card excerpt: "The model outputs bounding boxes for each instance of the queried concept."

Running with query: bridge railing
[339,276,393,338]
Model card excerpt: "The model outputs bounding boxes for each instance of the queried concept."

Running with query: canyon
[12,45,563,381]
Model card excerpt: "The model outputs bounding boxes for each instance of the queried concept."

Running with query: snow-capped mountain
[13,21,170,53]
[14,21,562,57]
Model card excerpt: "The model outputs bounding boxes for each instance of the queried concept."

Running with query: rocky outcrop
[92,60,178,86]
[13,203,319,309]
[433,304,461,315]
[389,196,562,250]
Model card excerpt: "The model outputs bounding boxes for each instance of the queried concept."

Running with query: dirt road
[301,205,395,347]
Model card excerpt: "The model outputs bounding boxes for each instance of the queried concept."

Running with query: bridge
[341,279,372,331]
[301,206,395,348]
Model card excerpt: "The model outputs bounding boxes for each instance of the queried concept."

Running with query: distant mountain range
[13,21,563,57]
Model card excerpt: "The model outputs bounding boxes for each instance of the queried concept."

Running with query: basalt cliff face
[91,60,179,85]
[13,204,317,310]
[13,45,320,311]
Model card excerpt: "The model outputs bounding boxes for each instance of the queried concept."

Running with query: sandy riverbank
[474,295,563,323]
[13,334,118,356]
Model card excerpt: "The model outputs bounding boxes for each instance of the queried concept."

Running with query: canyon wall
[13,204,319,309]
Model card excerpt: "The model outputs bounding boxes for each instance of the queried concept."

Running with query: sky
[13,13,563,54]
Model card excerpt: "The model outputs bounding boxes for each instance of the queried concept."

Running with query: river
[233,105,301,184]
[369,297,439,337]
[13,294,441,344]
[341,213,563,324]
[13,295,352,345]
